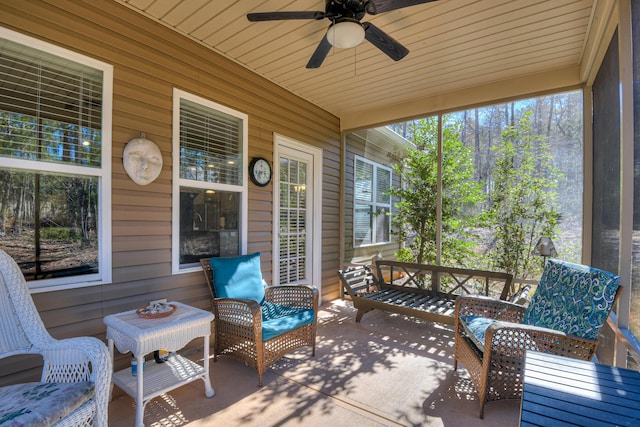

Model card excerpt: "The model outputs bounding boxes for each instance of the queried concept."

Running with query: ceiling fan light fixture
[326,20,365,48]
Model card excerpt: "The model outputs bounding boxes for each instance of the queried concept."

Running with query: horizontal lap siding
[0,0,340,383]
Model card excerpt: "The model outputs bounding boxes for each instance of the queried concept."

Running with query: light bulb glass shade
[532,236,557,258]
[326,21,365,48]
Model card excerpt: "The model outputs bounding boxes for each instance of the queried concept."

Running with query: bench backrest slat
[337,265,379,298]
[375,260,514,300]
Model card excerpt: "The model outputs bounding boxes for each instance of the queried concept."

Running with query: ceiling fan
[247,0,438,69]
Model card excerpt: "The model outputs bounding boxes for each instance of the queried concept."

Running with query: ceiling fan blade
[363,22,409,61]
[247,11,325,22]
[306,34,332,69]
[366,0,437,15]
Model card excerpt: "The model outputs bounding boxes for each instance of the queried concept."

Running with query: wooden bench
[337,260,514,325]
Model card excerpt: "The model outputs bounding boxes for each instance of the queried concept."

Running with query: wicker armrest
[40,336,112,427]
[41,336,111,382]
[265,285,319,309]
[484,321,598,360]
[455,294,526,322]
[213,297,261,326]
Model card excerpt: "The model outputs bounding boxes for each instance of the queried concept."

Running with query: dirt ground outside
[0,231,98,281]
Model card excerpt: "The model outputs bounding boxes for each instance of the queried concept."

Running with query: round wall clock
[249,157,272,186]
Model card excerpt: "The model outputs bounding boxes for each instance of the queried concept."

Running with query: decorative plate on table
[136,302,176,319]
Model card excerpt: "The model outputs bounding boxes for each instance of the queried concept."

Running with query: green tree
[487,112,561,279]
[389,117,485,265]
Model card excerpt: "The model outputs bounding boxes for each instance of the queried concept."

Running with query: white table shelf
[112,354,207,402]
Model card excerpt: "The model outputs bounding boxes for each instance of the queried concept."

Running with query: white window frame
[353,155,392,247]
[0,26,113,293]
[171,88,248,274]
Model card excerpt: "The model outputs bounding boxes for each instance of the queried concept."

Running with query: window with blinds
[354,156,391,246]
[179,99,242,185]
[0,37,103,167]
[173,89,247,271]
[0,28,112,291]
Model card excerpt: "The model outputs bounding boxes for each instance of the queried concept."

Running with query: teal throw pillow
[209,252,265,303]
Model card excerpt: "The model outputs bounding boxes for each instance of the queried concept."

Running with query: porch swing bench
[337,260,516,325]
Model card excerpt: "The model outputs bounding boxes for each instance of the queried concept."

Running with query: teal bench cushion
[261,301,315,341]
[210,252,265,304]
[0,381,95,427]
[522,259,620,340]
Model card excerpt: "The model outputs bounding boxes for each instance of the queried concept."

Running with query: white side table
[104,302,215,427]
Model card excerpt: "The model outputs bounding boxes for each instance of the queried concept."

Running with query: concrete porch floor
[108,299,521,426]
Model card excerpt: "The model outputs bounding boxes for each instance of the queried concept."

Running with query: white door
[273,135,322,294]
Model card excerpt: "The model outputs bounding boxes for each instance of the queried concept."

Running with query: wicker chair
[0,249,112,426]
[200,253,318,386]
[454,259,621,418]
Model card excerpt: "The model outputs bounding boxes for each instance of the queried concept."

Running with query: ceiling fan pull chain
[331,18,337,51]
[354,47,358,75]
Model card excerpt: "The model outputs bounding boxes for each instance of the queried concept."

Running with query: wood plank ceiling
[113,0,601,130]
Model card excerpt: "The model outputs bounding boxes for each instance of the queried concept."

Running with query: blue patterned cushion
[0,381,94,426]
[261,301,315,341]
[460,315,497,350]
[522,259,620,340]
[210,253,265,304]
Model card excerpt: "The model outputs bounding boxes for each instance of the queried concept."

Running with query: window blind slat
[0,38,103,167]
[179,99,242,185]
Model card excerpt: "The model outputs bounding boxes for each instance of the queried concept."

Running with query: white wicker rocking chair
[0,249,112,426]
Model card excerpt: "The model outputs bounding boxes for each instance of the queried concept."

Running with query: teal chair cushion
[522,259,620,340]
[459,315,496,350]
[210,252,265,304]
[261,301,315,341]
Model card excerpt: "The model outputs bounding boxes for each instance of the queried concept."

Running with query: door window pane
[278,153,309,284]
